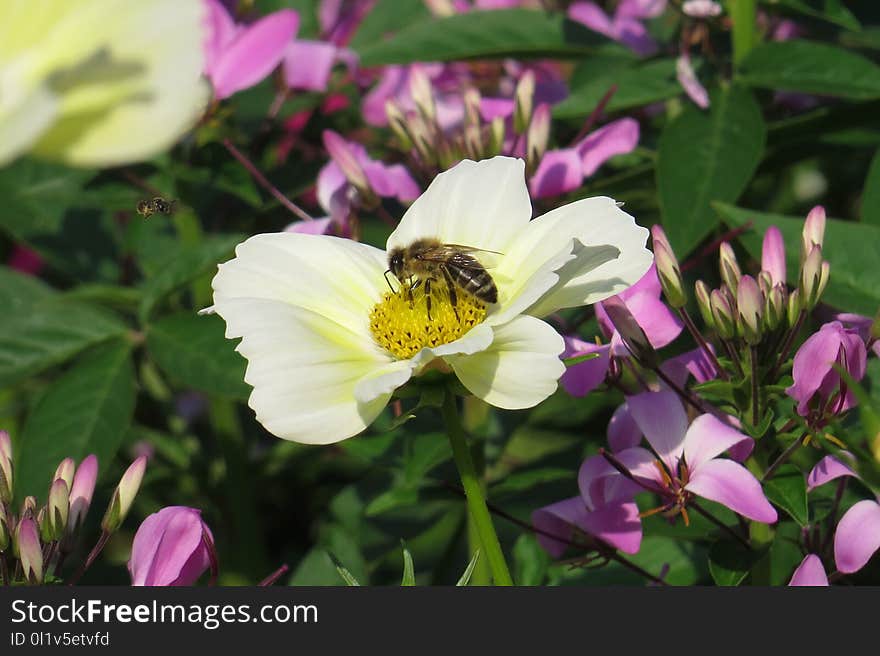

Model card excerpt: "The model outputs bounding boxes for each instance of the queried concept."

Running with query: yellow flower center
[369,285,487,360]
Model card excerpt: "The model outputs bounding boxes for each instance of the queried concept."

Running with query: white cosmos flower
[211,156,652,444]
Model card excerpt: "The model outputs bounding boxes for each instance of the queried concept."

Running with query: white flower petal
[214,298,393,444]
[445,315,565,409]
[212,232,388,338]
[387,156,532,254]
[523,197,652,318]
[354,360,415,404]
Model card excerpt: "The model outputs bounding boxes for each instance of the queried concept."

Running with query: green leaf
[513,535,549,586]
[356,9,619,66]
[0,300,128,388]
[739,40,880,99]
[146,312,250,400]
[555,58,681,119]
[708,539,763,586]
[327,552,362,586]
[15,341,136,498]
[0,267,54,313]
[715,203,880,316]
[489,467,573,497]
[657,85,766,254]
[349,0,430,50]
[400,543,416,586]
[456,550,481,586]
[769,0,861,31]
[861,148,880,226]
[763,464,809,526]
[138,233,244,321]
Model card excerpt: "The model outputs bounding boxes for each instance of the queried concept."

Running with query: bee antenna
[383,269,397,293]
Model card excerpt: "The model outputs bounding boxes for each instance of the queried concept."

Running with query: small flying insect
[386,238,500,321]
[136,196,177,218]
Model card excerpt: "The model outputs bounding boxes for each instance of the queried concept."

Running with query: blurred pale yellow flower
[0,0,209,167]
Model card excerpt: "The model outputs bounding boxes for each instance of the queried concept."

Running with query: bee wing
[417,244,503,270]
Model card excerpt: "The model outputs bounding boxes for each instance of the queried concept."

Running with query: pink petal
[618,261,661,301]
[607,402,641,453]
[807,454,857,492]
[362,161,421,202]
[578,447,658,507]
[283,40,337,91]
[575,118,640,177]
[362,65,407,126]
[7,245,43,276]
[203,0,238,77]
[686,459,778,523]
[285,217,333,235]
[834,499,880,574]
[567,2,615,38]
[579,501,643,554]
[786,322,846,416]
[532,497,590,557]
[661,346,718,388]
[210,10,300,99]
[613,17,658,57]
[316,160,348,216]
[560,338,611,397]
[617,0,667,19]
[761,226,787,285]
[788,554,829,586]
[682,413,753,472]
[529,147,583,199]
[129,507,211,586]
[676,54,709,109]
[621,292,683,349]
[479,97,515,122]
[626,390,688,472]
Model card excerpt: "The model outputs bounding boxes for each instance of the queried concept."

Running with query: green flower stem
[728,0,759,67]
[441,392,513,586]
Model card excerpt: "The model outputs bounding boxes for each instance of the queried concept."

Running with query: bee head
[388,249,405,279]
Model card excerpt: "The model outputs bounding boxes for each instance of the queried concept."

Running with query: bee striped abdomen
[447,256,497,304]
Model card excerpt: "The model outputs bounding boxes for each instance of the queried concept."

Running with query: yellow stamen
[369,285,487,360]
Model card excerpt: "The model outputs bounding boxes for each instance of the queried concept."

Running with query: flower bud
[102,456,147,534]
[765,283,787,331]
[802,205,826,257]
[322,129,370,194]
[651,225,687,308]
[385,101,413,151]
[0,431,12,505]
[408,116,436,166]
[0,504,10,552]
[20,495,37,519]
[15,517,43,584]
[800,245,830,310]
[68,455,98,535]
[737,275,764,345]
[761,225,787,285]
[45,478,69,542]
[757,270,773,298]
[53,457,76,490]
[463,87,482,128]
[718,242,742,294]
[601,296,658,368]
[463,124,484,160]
[683,0,723,17]
[695,280,715,329]
[710,289,736,339]
[409,66,436,124]
[129,506,216,586]
[513,70,535,135]
[787,289,802,326]
[487,116,506,157]
[526,103,551,172]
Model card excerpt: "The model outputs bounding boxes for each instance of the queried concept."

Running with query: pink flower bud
[513,70,536,134]
[0,431,12,504]
[68,455,98,534]
[651,225,687,308]
[53,457,76,490]
[526,103,551,172]
[46,478,70,541]
[802,205,826,256]
[322,130,370,193]
[15,517,43,584]
[718,242,742,294]
[128,507,215,586]
[737,275,764,345]
[102,456,146,533]
[682,0,722,18]
[761,225,786,285]
[694,280,714,328]
[601,296,657,367]
[800,245,829,310]
[710,289,736,340]
[408,66,436,123]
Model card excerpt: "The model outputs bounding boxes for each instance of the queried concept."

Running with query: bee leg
[424,278,433,321]
[407,277,420,307]
[441,267,460,320]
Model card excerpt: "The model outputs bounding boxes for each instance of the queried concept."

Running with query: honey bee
[136,196,177,218]
[386,238,499,320]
